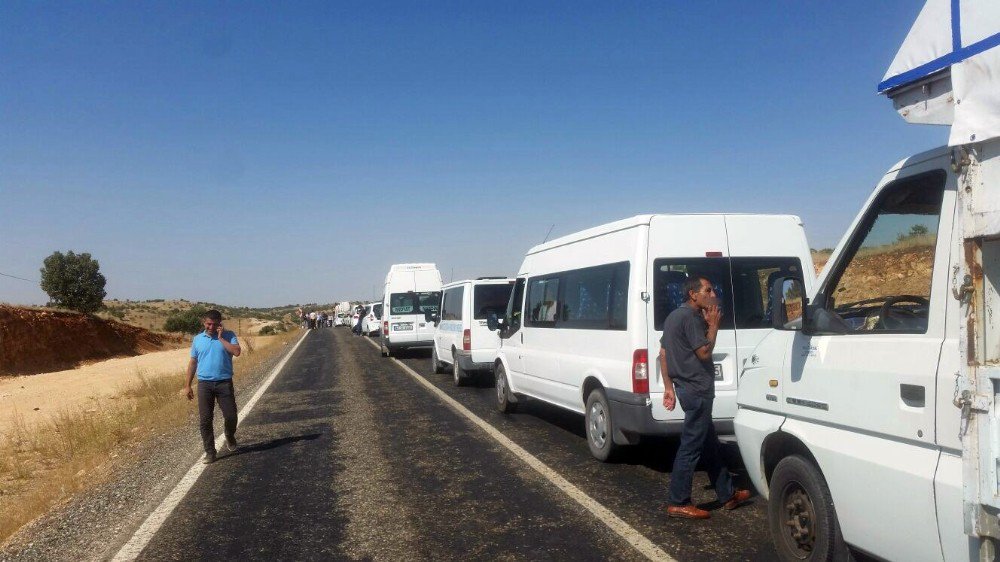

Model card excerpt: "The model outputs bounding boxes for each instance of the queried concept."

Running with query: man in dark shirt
[660,276,750,519]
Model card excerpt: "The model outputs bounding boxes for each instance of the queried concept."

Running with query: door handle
[900,384,925,407]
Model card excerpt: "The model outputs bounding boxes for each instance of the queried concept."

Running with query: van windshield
[389,292,441,315]
[474,282,514,319]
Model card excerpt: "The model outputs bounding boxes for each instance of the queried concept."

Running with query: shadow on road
[223,433,323,460]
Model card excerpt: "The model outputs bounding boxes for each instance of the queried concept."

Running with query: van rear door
[645,215,737,422]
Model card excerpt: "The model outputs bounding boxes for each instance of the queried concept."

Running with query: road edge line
[111,329,311,561]
[362,338,675,562]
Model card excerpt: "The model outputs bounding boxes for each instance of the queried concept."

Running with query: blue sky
[1,1,944,307]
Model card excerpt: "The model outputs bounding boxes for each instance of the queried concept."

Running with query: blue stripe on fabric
[878,31,1000,92]
[952,0,962,52]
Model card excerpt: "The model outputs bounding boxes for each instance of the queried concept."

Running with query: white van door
[437,286,464,361]
[782,168,953,560]
[523,275,563,402]
[645,215,736,422]
[500,278,528,384]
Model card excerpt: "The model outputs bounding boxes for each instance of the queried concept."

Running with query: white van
[361,302,383,336]
[734,3,1000,559]
[379,263,443,357]
[488,214,814,461]
[426,277,514,386]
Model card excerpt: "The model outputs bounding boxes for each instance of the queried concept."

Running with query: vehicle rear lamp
[383,320,389,336]
[632,349,649,394]
[463,329,472,351]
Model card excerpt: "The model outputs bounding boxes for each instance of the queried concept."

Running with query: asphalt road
[132,328,776,561]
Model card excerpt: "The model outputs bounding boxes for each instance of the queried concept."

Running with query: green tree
[39,251,107,313]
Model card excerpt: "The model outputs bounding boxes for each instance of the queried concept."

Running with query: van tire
[495,364,517,413]
[431,347,446,374]
[452,350,467,387]
[768,455,846,562]
[585,388,618,462]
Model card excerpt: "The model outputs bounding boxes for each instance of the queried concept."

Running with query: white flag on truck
[880,0,1000,145]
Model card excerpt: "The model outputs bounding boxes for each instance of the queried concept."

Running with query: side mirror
[770,277,807,330]
[424,311,439,325]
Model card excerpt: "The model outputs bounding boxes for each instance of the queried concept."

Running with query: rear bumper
[455,350,494,372]
[605,388,734,445]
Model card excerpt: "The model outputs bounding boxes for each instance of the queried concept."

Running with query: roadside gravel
[0,330,307,562]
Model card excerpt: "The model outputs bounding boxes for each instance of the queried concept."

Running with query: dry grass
[0,329,300,544]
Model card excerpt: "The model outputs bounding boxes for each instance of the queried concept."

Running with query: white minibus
[488,214,814,461]
[426,277,514,386]
[379,263,442,357]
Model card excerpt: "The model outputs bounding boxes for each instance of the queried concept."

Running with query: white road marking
[112,330,311,561]
[363,338,676,562]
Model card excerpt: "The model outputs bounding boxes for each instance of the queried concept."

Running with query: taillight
[462,329,471,351]
[383,321,389,336]
[632,349,649,394]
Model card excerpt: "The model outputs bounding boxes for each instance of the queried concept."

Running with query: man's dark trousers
[197,379,238,454]
[667,389,734,505]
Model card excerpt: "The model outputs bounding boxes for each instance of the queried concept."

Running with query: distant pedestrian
[297,307,306,329]
[309,311,317,329]
[184,309,242,464]
[661,276,749,519]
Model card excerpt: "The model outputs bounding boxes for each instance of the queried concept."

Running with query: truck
[733,1,1000,560]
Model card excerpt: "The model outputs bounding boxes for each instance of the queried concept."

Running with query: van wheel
[452,351,467,387]
[495,364,516,413]
[585,388,618,462]
[431,347,446,374]
[769,455,846,561]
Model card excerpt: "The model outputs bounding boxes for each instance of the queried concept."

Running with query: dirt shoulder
[0,335,285,437]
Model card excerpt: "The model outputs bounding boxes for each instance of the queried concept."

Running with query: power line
[0,271,36,283]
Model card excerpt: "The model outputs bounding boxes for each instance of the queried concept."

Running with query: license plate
[394,323,413,331]
[714,364,723,381]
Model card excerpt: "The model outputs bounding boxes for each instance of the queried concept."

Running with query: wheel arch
[761,431,821,487]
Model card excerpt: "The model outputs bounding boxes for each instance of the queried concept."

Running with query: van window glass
[526,277,560,327]
[474,283,514,320]
[507,278,525,332]
[389,292,441,315]
[373,304,383,319]
[730,258,804,329]
[559,262,629,330]
[441,287,464,321]
[826,171,945,333]
[652,258,734,330]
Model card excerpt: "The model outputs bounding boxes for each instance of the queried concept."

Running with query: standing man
[660,276,749,519]
[184,309,242,464]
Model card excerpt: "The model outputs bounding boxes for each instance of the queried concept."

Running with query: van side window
[730,258,804,329]
[507,278,525,332]
[559,262,629,330]
[653,258,734,330]
[373,303,383,319]
[526,277,560,327]
[824,170,945,334]
[441,287,463,321]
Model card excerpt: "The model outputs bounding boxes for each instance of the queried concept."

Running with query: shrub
[39,251,107,313]
[163,306,208,334]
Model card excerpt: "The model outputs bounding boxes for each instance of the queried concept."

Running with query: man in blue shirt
[184,309,241,464]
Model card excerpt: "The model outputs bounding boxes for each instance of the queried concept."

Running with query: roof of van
[441,278,514,290]
[526,214,803,255]
[387,263,437,271]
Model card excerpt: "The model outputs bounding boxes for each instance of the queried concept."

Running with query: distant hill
[98,299,338,334]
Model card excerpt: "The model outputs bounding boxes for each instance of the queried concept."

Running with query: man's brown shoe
[723,489,751,510]
[667,505,711,519]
